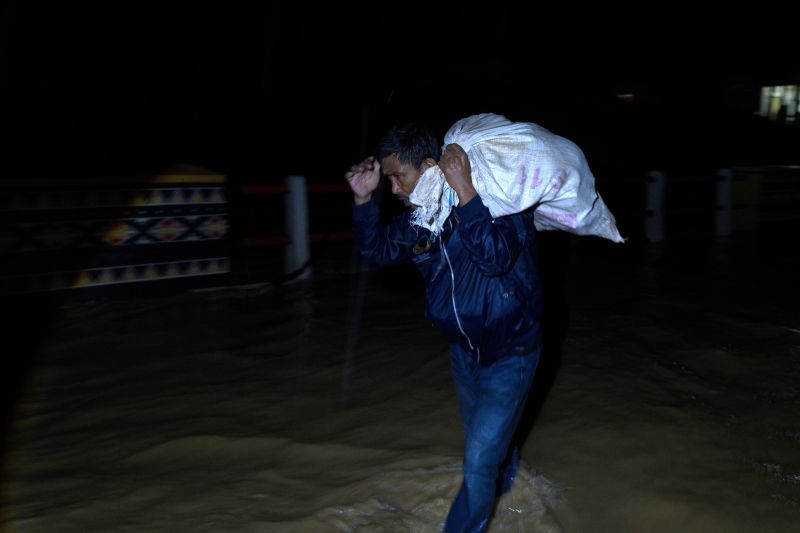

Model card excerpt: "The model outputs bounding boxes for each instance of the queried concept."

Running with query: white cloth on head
[408,113,624,243]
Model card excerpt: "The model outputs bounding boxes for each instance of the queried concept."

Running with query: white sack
[408,113,624,243]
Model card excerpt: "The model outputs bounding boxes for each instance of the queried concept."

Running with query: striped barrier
[0,165,230,294]
[239,177,354,280]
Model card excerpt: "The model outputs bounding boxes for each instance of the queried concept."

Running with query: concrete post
[284,175,310,279]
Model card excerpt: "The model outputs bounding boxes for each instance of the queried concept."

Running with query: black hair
[376,122,441,169]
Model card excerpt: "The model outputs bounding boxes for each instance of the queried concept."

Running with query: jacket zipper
[439,220,480,365]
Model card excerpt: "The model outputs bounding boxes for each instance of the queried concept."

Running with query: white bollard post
[644,170,666,242]
[284,175,311,279]
[715,168,733,238]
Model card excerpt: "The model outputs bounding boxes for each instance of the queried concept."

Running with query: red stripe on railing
[242,184,288,194]
[245,235,291,247]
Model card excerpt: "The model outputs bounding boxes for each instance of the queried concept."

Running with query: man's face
[381,154,422,206]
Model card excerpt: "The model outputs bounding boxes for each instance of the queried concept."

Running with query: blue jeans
[445,336,541,533]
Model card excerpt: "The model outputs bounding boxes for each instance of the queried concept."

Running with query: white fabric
[408,113,624,243]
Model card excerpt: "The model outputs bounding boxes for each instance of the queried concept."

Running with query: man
[345,122,544,533]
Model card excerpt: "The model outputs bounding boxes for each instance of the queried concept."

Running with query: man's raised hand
[345,156,381,205]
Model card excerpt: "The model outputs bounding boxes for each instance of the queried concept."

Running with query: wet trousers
[444,335,541,533]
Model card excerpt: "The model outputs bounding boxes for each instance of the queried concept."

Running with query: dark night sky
[1,3,798,182]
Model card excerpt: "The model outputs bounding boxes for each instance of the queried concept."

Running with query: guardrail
[0,166,230,294]
[8,163,792,294]
[640,166,799,242]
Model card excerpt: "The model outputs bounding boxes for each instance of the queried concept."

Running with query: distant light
[616,93,635,102]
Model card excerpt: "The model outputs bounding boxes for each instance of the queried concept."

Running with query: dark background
[2,3,798,184]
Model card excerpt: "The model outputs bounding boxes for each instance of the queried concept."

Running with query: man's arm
[439,143,529,276]
[345,156,381,205]
[438,143,477,206]
[346,156,411,268]
[352,200,413,268]
[455,198,530,276]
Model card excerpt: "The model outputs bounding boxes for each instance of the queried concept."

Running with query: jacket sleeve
[454,195,532,276]
[352,199,413,268]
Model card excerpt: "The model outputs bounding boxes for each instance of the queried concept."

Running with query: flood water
[2,234,799,532]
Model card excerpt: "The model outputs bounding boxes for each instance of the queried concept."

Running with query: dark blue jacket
[353,195,543,365]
